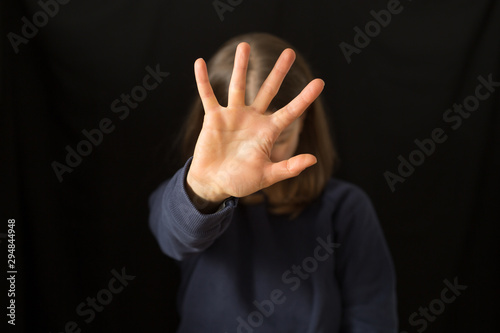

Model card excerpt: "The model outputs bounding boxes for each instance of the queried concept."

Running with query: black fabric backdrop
[1,0,499,332]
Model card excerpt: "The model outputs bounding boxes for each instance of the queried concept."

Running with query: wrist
[185,171,229,213]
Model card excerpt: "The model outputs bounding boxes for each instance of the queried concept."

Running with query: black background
[1,0,499,332]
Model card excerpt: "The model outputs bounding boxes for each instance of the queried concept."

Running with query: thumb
[262,154,317,188]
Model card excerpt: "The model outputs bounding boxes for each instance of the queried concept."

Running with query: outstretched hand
[186,42,325,210]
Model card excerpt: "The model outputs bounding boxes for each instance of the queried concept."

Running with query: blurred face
[270,116,304,163]
[249,84,306,163]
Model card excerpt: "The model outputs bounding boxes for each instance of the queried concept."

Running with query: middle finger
[228,42,251,107]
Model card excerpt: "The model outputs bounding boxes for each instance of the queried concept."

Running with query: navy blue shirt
[149,157,398,332]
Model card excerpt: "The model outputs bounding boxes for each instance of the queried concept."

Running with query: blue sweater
[149,157,398,332]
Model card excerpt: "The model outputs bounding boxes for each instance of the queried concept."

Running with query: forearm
[148,157,238,260]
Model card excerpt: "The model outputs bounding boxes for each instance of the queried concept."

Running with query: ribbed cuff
[164,157,238,238]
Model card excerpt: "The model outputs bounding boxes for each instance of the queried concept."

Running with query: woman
[149,33,398,332]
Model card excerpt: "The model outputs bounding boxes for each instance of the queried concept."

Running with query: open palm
[186,42,325,205]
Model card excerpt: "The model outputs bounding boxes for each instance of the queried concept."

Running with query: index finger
[194,58,220,112]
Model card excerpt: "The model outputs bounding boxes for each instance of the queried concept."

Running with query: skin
[185,42,324,213]
[270,116,304,163]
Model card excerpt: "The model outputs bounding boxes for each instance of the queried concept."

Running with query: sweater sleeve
[333,186,398,333]
[148,157,238,261]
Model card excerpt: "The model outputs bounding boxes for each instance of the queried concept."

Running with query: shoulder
[318,178,377,221]
[312,179,385,244]
[321,178,373,207]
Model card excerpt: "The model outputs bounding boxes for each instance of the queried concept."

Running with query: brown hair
[181,32,336,219]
